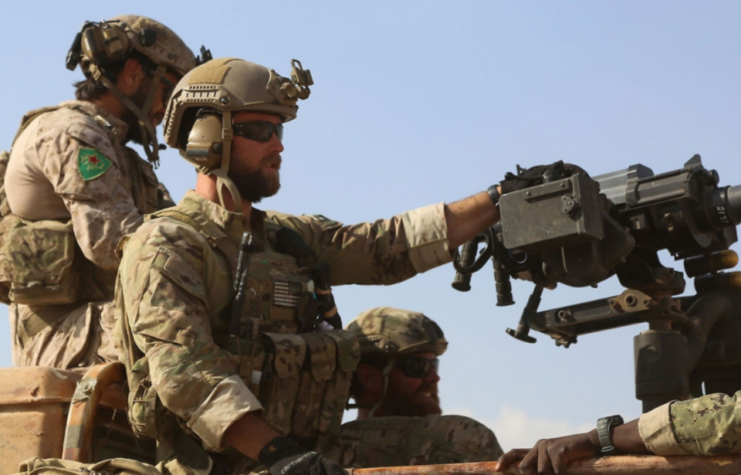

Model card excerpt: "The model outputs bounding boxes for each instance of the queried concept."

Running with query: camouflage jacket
[639,391,741,455]
[6,100,172,368]
[118,190,452,453]
[6,100,168,295]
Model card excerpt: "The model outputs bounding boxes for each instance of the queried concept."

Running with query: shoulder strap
[151,208,240,274]
[150,209,205,234]
[11,105,63,147]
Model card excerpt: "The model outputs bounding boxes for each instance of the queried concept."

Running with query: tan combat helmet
[347,307,448,357]
[162,57,313,212]
[66,15,199,165]
[346,307,447,416]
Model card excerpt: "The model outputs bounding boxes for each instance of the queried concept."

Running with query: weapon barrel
[353,454,741,475]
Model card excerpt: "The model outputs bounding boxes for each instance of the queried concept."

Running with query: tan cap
[346,307,448,357]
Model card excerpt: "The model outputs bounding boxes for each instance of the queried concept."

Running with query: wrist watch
[597,415,624,455]
[487,184,501,207]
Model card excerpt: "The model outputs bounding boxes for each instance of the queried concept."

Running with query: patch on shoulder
[78,147,113,181]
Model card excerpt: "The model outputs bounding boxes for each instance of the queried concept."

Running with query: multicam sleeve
[37,121,144,270]
[638,392,741,456]
[268,202,452,286]
[120,219,262,452]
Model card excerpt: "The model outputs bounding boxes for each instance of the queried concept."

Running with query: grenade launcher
[453,155,741,412]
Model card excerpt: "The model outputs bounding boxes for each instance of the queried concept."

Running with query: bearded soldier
[331,306,504,466]
[116,57,503,475]
[1,16,200,369]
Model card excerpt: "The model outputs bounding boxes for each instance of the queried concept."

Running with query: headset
[66,20,159,72]
[185,111,224,171]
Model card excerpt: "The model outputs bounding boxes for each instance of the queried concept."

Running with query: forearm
[445,191,500,248]
[585,420,649,455]
[223,412,281,460]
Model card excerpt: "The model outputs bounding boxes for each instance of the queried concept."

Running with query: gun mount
[453,155,741,412]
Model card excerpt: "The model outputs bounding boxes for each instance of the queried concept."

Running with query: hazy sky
[1,1,740,450]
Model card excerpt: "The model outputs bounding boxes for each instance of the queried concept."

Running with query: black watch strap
[487,184,501,207]
[597,415,624,455]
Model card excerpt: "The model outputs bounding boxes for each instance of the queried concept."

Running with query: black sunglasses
[395,357,439,379]
[233,121,284,143]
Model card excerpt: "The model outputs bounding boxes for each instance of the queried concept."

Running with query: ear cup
[185,114,223,170]
[81,24,131,64]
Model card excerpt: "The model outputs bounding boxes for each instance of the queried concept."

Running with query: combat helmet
[162,57,313,212]
[347,307,448,357]
[66,15,200,165]
[346,307,447,416]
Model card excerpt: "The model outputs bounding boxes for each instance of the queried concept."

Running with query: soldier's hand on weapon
[500,161,589,194]
[495,432,601,475]
[259,436,346,475]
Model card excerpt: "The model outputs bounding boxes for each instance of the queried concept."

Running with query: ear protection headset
[184,108,238,212]
[66,20,158,72]
[185,111,224,171]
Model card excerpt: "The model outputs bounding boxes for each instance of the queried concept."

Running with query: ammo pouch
[0,216,81,305]
[258,330,360,441]
[126,356,158,440]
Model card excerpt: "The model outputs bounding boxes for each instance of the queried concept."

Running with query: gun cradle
[531,289,688,348]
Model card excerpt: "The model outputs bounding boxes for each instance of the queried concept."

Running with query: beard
[121,80,154,146]
[230,152,282,203]
[382,381,442,417]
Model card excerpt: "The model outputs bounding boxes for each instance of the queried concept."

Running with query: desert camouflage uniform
[639,391,741,455]
[5,101,171,369]
[118,190,454,475]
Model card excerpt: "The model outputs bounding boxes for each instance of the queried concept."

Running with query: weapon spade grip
[493,258,514,306]
[452,240,480,291]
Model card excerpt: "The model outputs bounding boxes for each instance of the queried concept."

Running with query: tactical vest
[118,209,360,448]
[0,104,164,306]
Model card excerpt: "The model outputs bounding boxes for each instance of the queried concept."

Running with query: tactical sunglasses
[395,357,439,379]
[233,121,284,143]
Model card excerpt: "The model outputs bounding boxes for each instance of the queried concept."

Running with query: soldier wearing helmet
[347,307,449,418]
[0,15,202,369]
[316,307,503,467]
[116,57,504,475]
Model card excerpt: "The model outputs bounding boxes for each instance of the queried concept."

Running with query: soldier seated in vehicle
[319,306,504,466]
[1,16,199,370]
[116,57,506,475]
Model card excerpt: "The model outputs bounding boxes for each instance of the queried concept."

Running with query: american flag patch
[273,281,303,308]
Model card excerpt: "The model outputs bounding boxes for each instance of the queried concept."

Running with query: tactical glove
[259,436,345,475]
[500,161,589,194]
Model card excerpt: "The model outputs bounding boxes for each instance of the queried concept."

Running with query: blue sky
[1,1,740,450]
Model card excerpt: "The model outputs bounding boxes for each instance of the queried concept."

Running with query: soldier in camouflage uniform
[116,57,502,475]
[1,16,198,369]
[495,390,741,473]
[322,307,503,466]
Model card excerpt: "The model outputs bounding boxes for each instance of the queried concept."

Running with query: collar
[59,100,130,144]
[178,190,266,246]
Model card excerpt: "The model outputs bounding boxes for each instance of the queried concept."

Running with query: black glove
[259,436,345,475]
[500,161,589,194]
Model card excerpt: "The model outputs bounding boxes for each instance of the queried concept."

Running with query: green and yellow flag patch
[78,147,112,181]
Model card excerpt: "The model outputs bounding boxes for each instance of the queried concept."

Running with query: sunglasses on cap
[395,357,439,379]
[233,121,284,143]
